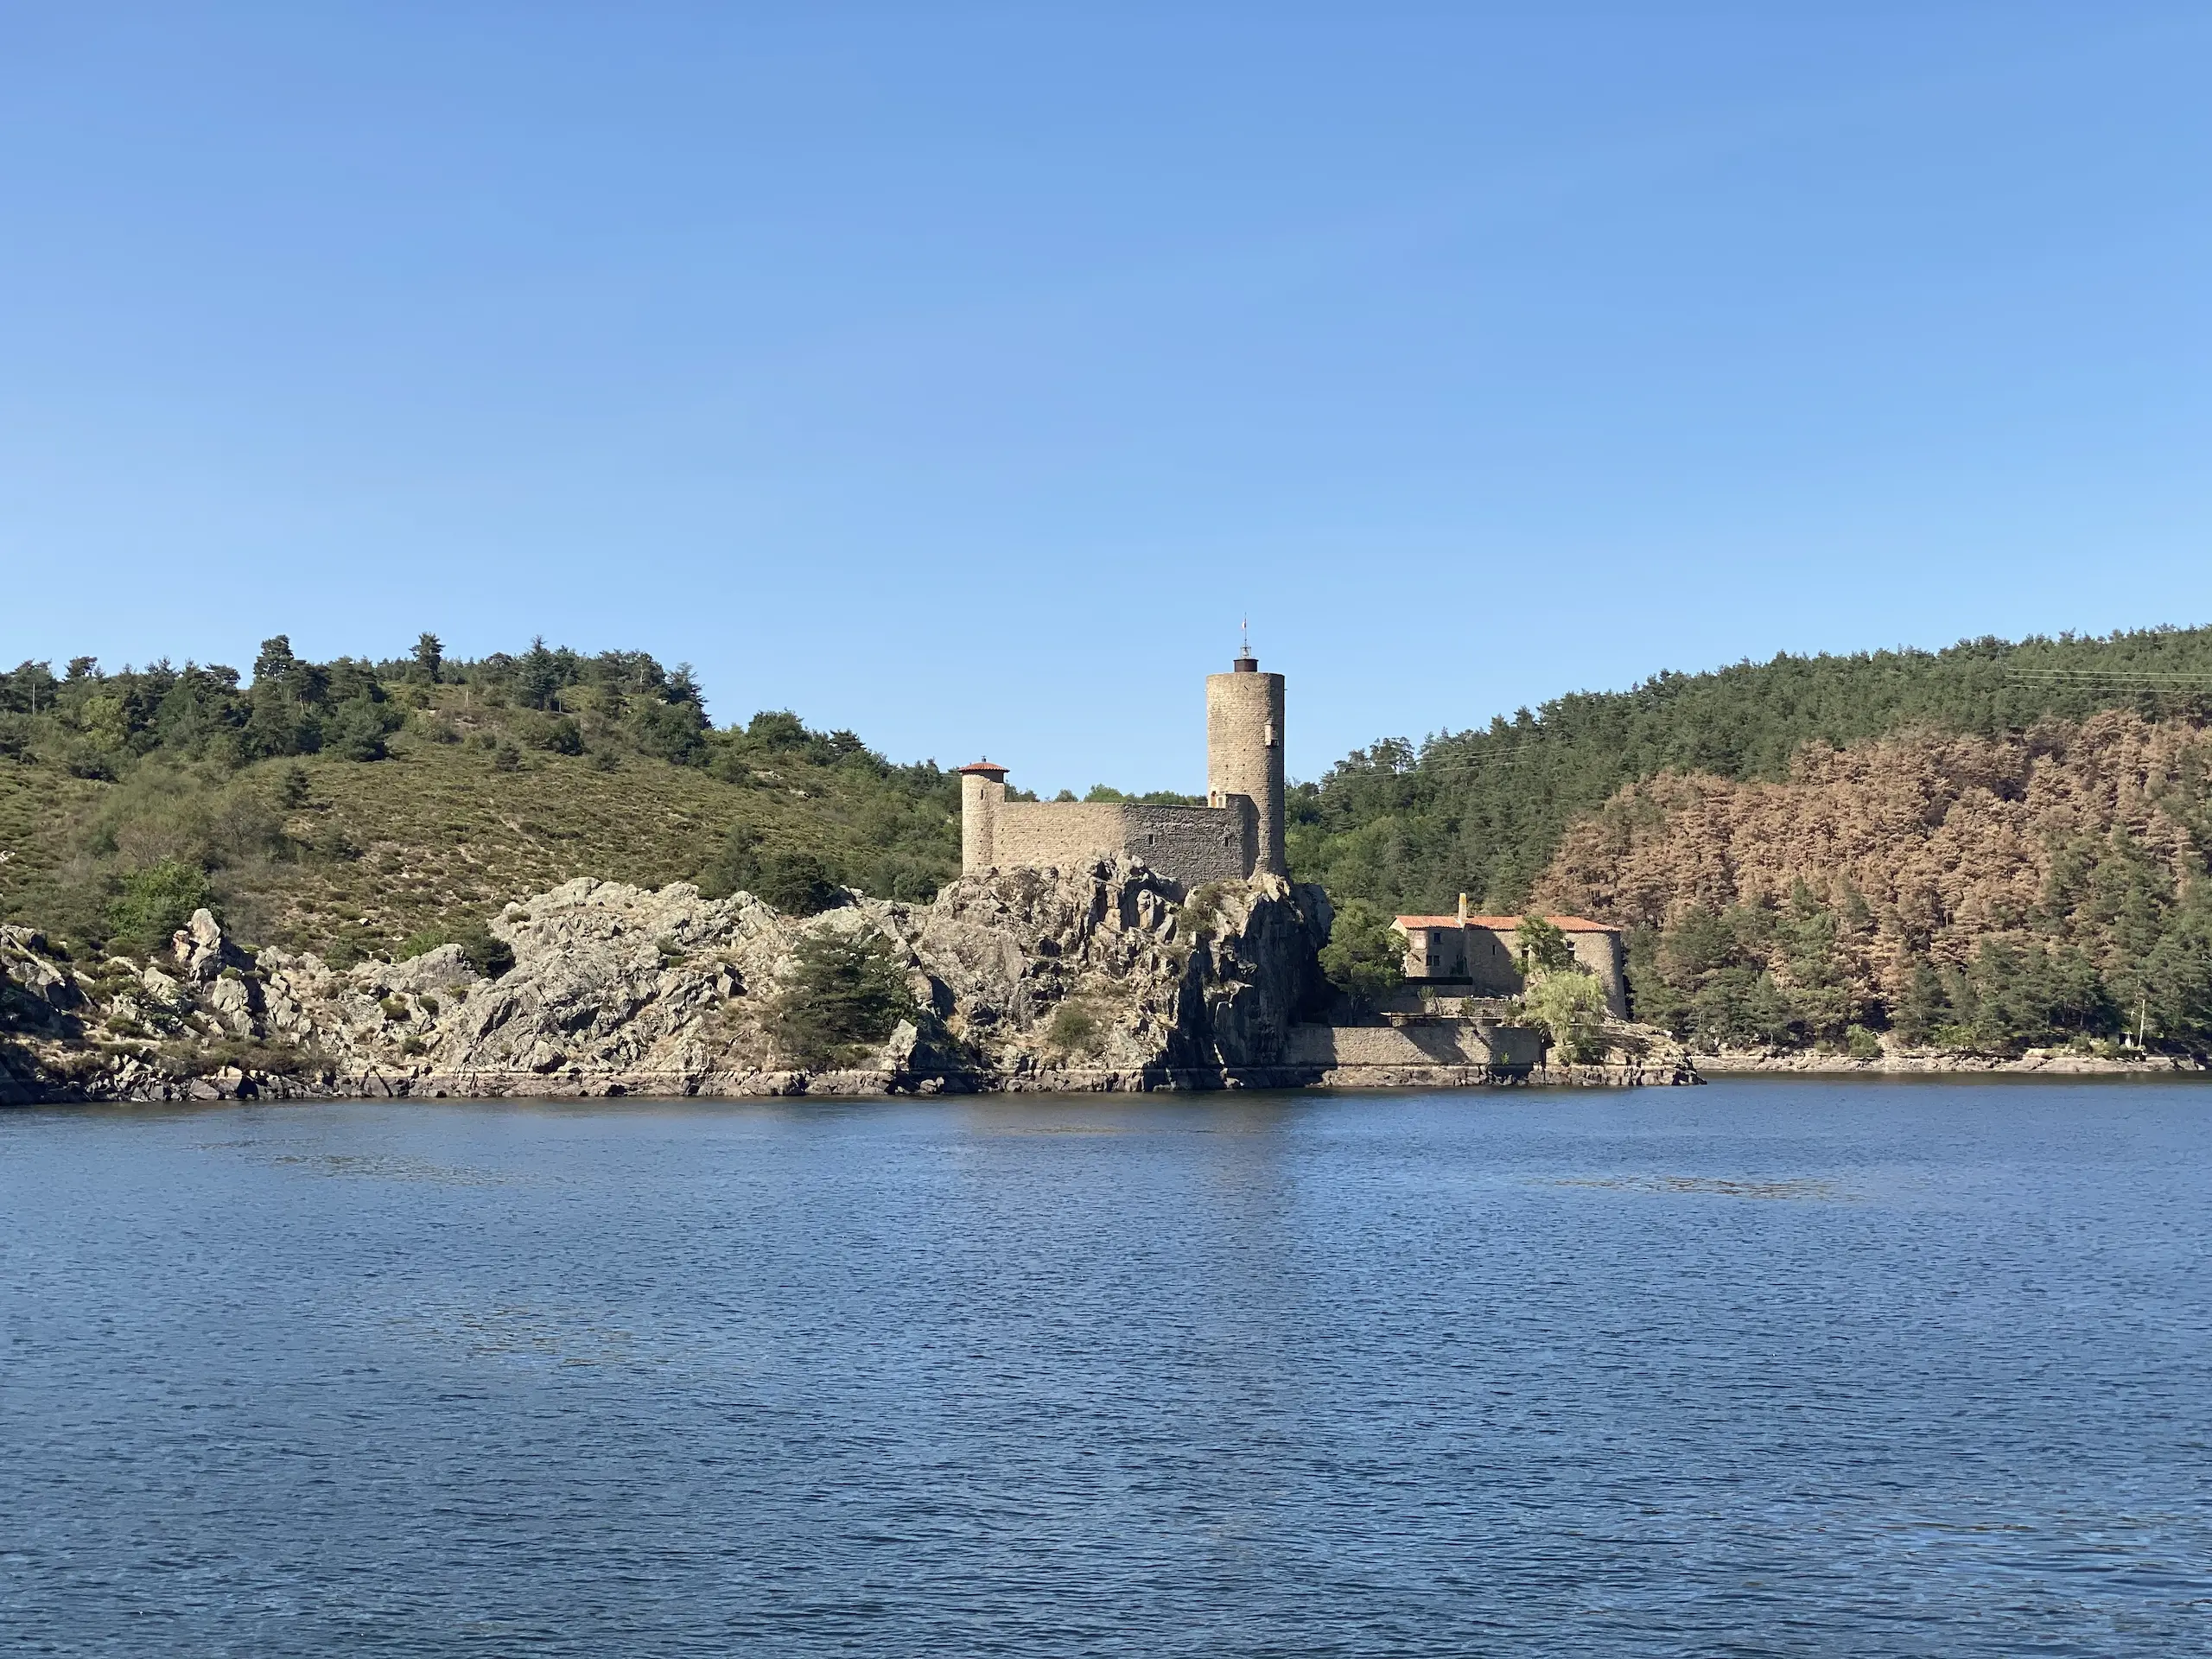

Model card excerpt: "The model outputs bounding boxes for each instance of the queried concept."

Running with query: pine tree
[1894,960,1949,1046]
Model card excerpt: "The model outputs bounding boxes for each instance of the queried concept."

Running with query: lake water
[3,1080,2209,1656]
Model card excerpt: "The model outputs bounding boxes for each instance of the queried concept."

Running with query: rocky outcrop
[2,861,1692,1103]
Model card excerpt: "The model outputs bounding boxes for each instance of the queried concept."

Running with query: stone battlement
[961,653,1287,889]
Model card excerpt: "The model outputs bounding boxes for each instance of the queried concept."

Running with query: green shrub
[764,929,911,1069]
[1319,898,1402,1007]
[327,697,396,762]
[1179,881,1228,941]
[165,1035,319,1079]
[697,826,847,915]
[754,849,842,915]
[492,742,522,772]
[397,919,514,978]
[1046,1001,1104,1057]
[632,698,708,766]
[65,742,119,780]
[1845,1023,1883,1060]
[844,846,950,905]
[743,709,809,751]
[105,861,212,957]
[1524,969,1610,1064]
[512,711,583,754]
[1516,915,1575,976]
[84,766,289,874]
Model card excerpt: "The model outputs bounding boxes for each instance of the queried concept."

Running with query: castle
[959,650,1286,888]
[958,652,1630,1019]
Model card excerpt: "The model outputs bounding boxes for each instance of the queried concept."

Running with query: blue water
[3,1080,2209,1656]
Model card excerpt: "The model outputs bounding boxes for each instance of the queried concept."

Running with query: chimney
[1457,892,1469,925]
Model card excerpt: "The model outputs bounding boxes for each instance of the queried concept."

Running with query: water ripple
[4,1080,2209,1655]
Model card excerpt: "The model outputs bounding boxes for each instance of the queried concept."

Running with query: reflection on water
[5,1078,2210,1656]
[1550,1173,1847,1200]
[264,1152,529,1186]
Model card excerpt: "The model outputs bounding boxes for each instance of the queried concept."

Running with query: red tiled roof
[1393,913,1615,932]
[957,760,1008,777]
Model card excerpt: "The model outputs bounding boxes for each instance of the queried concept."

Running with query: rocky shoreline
[29,1054,1695,1106]
[4,861,1699,1106]
[1695,1050,2207,1077]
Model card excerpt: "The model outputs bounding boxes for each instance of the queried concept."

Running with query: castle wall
[1116,800,1255,886]
[1279,1022,1546,1071]
[958,655,1282,889]
[986,800,1253,888]
[987,802,1132,874]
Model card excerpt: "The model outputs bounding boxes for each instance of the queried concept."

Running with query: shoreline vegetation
[1696,1051,2207,1076]
[9,624,2212,1089]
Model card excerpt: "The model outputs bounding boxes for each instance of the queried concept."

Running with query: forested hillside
[1288,626,2212,914]
[1288,626,2212,1057]
[1535,713,2212,1056]
[0,636,959,965]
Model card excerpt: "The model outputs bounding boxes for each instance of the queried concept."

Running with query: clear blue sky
[3,4,2208,794]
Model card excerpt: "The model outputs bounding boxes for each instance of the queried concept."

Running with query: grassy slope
[0,765,104,912]
[254,734,739,948]
[0,686,958,958]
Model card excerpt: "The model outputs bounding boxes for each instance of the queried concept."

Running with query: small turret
[957,759,1008,874]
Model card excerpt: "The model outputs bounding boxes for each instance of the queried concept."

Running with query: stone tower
[1205,649,1286,878]
[957,760,1007,874]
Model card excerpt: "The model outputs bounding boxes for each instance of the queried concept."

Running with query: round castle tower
[956,760,1007,874]
[1205,650,1286,878]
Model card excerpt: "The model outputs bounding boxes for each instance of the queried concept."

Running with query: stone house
[1394,898,1629,1017]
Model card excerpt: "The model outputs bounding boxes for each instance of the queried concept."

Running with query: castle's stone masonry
[961,652,1287,890]
[986,799,1255,887]
[1205,660,1286,879]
